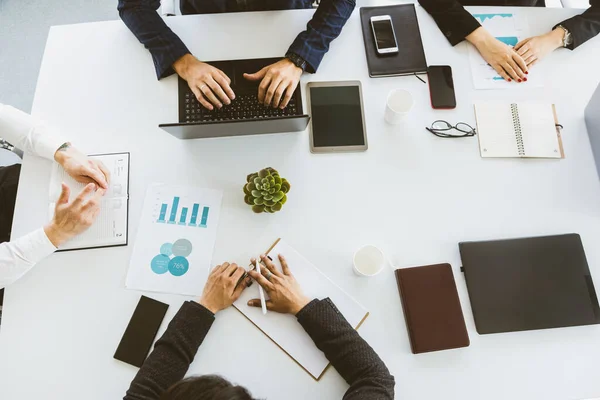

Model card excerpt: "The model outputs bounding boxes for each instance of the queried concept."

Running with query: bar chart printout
[127,183,223,296]
[156,196,211,228]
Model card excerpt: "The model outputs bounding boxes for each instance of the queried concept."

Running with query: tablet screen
[309,86,366,148]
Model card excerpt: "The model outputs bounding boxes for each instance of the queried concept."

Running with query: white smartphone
[370,15,398,55]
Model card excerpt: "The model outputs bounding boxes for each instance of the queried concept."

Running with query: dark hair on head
[160,375,256,400]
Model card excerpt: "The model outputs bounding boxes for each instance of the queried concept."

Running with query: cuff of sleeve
[553,21,576,50]
[187,301,216,318]
[296,299,320,319]
[445,18,481,46]
[29,228,58,263]
[286,42,319,74]
[155,44,191,80]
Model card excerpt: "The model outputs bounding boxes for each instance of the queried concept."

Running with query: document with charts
[126,183,223,296]
[48,152,129,251]
[468,13,543,90]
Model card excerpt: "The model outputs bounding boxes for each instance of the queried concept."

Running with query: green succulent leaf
[269,188,276,194]
[273,184,281,191]
[251,190,262,197]
[272,203,283,212]
[248,183,256,191]
[253,177,261,186]
[253,197,264,205]
[264,206,273,213]
[273,191,284,202]
[247,173,258,183]
[261,191,268,197]
[252,205,265,213]
[243,185,251,195]
[263,194,273,201]
[274,176,282,185]
[265,199,276,206]
[259,169,269,178]
[244,195,253,205]
[280,194,287,205]
[281,180,290,193]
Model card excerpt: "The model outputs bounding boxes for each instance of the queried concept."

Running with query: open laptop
[160,57,310,140]
[585,83,600,178]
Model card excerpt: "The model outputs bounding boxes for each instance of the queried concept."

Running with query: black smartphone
[427,66,457,109]
[114,296,169,368]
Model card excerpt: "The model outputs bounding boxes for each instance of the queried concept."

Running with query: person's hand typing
[247,254,311,315]
[54,144,110,190]
[173,54,236,111]
[467,27,528,82]
[198,262,251,314]
[243,59,303,109]
[514,29,565,67]
[44,183,106,247]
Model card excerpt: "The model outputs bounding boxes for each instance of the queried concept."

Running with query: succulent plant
[243,167,290,213]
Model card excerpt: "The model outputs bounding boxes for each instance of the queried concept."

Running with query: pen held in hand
[256,258,267,315]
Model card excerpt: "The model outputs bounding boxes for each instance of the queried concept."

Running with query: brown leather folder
[395,264,470,354]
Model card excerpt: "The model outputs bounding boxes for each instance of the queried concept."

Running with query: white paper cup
[384,89,414,125]
[353,245,386,277]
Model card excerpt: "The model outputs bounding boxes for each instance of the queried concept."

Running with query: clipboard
[233,238,369,380]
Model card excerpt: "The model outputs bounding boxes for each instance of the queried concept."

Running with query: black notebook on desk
[459,234,600,335]
[360,4,427,77]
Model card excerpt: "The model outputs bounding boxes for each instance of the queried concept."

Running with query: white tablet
[307,81,368,153]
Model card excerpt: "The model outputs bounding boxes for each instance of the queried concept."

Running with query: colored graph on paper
[126,184,223,296]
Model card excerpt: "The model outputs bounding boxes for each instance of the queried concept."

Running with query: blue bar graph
[189,204,200,226]
[199,207,210,228]
[179,207,188,225]
[168,197,180,224]
[157,204,168,223]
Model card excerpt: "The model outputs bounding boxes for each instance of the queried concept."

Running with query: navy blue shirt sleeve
[118,0,191,80]
[287,0,356,73]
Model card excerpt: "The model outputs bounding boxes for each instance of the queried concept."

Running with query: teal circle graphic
[169,256,189,276]
[172,239,193,257]
[160,243,173,256]
[151,254,170,274]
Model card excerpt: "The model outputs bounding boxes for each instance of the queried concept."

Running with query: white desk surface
[2,4,600,400]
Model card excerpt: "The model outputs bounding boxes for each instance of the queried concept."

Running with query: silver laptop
[586,83,600,178]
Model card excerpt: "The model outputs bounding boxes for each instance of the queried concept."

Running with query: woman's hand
[467,27,528,82]
[247,254,311,315]
[515,29,565,67]
[198,262,250,314]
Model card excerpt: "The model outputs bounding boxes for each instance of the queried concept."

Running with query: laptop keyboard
[183,91,299,123]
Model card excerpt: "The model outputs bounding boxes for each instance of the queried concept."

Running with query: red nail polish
[518,79,522,83]
[525,71,529,74]
[508,79,512,82]
[524,77,528,82]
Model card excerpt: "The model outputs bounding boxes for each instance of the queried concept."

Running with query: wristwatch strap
[557,25,573,47]
[285,52,307,72]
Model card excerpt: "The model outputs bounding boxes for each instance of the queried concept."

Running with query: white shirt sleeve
[0,228,57,289]
[0,104,67,161]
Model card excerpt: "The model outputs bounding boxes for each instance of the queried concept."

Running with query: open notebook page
[475,103,520,158]
[233,239,369,380]
[48,153,129,250]
[518,103,561,158]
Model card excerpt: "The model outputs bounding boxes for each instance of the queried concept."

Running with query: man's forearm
[287,0,355,73]
[118,0,191,79]
[0,228,57,289]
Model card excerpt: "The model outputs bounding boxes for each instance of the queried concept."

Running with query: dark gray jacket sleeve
[123,301,215,400]
[296,298,395,399]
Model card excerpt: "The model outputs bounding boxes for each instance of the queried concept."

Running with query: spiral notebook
[474,103,564,158]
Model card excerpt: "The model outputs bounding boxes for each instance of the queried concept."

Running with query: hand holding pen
[247,254,311,315]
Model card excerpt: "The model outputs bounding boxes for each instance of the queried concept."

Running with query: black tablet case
[359,5,428,77]
[459,234,600,335]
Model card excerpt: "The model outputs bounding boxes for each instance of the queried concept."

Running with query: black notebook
[359,5,427,77]
[459,234,600,335]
